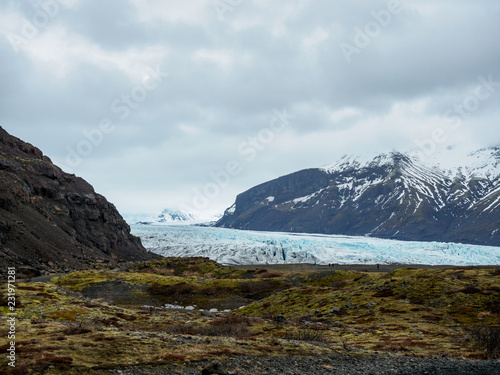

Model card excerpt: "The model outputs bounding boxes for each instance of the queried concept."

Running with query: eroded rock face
[0,126,155,274]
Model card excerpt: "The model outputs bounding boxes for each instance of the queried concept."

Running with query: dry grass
[168,315,254,339]
[62,322,92,335]
[372,288,395,298]
[372,338,417,352]
[2,260,499,371]
[238,279,283,296]
[254,271,282,279]
[155,353,187,362]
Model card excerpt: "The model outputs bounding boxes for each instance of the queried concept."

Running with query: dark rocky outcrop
[0,126,155,275]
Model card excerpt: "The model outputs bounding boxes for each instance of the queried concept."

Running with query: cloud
[0,0,499,215]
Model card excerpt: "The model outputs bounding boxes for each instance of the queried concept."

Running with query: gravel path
[108,354,500,375]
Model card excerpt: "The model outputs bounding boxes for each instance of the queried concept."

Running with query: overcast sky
[1,0,500,217]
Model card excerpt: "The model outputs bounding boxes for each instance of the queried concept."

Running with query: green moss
[302,270,370,288]
[4,260,498,371]
[128,257,249,279]
[53,271,114,291]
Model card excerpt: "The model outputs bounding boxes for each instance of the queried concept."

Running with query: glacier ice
[131,224,500,266]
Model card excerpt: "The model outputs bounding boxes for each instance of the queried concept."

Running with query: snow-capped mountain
[123,209,221,225]
[156,209,197,223]
[216,146,500,246]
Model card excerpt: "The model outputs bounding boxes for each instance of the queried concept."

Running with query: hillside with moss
[1,258,499,374]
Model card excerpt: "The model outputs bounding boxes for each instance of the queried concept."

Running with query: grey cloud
[1,0,499,214]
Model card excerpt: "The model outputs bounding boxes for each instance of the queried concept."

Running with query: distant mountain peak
[123,208,222,225]
[157,209,197,223]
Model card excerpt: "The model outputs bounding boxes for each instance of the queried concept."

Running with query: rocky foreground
[111,355,500,375]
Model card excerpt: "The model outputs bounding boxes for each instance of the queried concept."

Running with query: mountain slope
[216,147,500,247]
[0,126,155,275]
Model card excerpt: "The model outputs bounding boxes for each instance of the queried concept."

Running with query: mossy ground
[1,258,499,373]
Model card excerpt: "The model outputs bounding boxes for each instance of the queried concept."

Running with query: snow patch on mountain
[320,146,500,182]
[293,189,324,205]
[417,145,500,181]
[320,151,383,173]
[132,225,500,266]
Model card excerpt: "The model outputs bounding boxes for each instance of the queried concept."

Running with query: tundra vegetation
[0,257,499,373]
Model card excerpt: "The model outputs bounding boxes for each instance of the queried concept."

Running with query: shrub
[62,322,92,335]
[372,338,413,352]
[6,363,30,375]
[206,321,251,338]
[468,325,500,359]
[486,293,500,314]
[489,268,500,277]
[373,288,395,298]
[167,315,253,338]
[211,315,252,326]
[168,324,199,335]
[204,315,253,338]
[285,327,329,344]
[459,285,482,294]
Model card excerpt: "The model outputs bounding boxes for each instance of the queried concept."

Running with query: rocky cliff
[0,126,155,276]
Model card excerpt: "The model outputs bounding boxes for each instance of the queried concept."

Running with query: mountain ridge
[216,146,500,246]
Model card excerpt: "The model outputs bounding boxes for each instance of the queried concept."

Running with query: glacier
[131,224,500,266]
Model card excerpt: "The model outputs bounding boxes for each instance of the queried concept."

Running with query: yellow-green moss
[2,261,498,373]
